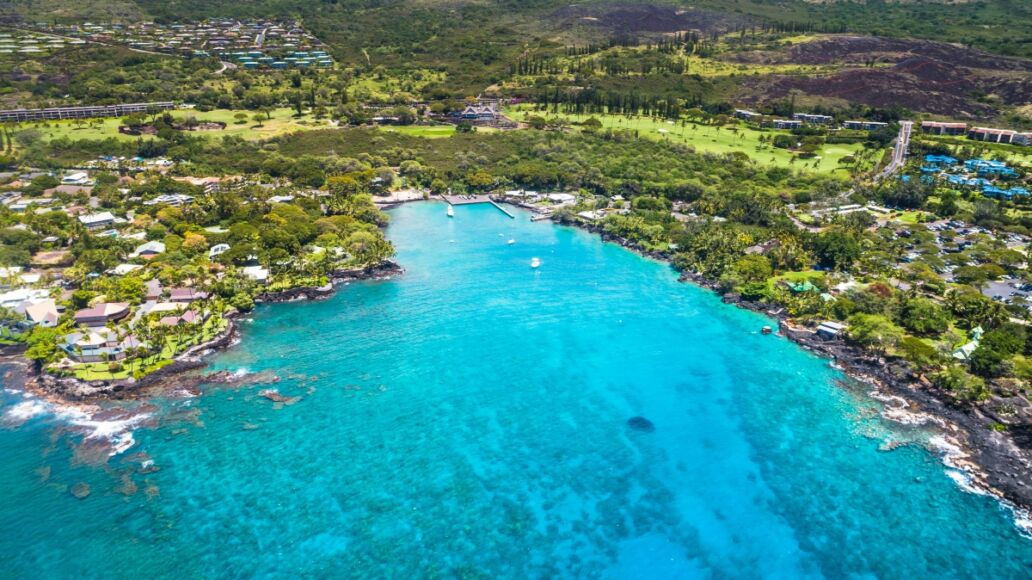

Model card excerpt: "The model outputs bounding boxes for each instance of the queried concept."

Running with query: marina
[441,194,516,219]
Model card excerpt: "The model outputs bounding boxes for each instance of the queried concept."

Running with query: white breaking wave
[929,434,1032,539]
[2,392,149,457]
[2,399,50,424]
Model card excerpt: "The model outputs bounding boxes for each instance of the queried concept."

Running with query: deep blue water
[2,201,1031,578]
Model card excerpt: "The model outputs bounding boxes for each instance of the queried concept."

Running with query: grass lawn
[506,108,871,175]
[68,315,227,381]
[29,107,335,143]
[893,210,934,224]
[767,270,827,292]
[380,125,456,138]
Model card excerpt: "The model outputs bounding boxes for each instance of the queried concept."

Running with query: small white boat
[530,257,541,269]
[447,205,454,217]
[507,239,515,245]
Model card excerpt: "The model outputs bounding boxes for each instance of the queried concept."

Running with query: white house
[62,171,90,185]
[241,265,269,283]
[78,212,115,230]
[208,243,230,259]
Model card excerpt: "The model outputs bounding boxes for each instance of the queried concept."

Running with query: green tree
[899,297,950,336]
[845,314,904,354]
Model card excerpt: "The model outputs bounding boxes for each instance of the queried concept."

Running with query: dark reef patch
[627,416,655,433]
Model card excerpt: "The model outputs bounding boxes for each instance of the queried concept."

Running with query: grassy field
[506,109,871,175]
[379,125,457,138]
[28,107,334,143]
[69,315,227,381]
[25,107,470,145]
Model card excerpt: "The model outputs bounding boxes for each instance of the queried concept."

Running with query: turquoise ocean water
[2,201,1031,577]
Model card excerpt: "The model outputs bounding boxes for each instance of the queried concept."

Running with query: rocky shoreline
[16,260,404,406]
[546,208,1032,516]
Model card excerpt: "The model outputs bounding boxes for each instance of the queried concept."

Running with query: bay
[2,201,1030,578]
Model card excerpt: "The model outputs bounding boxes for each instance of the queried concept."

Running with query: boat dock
[441,195,515,219]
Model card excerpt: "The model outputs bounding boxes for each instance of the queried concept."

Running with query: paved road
[876,120,913,181]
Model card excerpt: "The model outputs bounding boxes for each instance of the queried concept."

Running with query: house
[73,302,129,326]
[110,263,143,276]
[0,288,50,309]
[24,299,59,327]
[843,120,888,131]
[816,321,845,340]
[78,211,115,230]
[920,121,966,136]
[143,193,194,206]
[61,329,138,362]
[44,184,93,196]
[923,154,958,166]
[241,265,269,283]
[772,119,802,130]
[61,171,89,185]
[158,310,201,326]
[131,240,166,259]
[168,287,209,302]
[952,326,984,361]
[546,193,577,204]
[208,243,230,259]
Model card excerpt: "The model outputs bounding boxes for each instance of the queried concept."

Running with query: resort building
[734,109,761,122]
[1012,133,1032,146]
[843,121,888,131]
[458,103,499,122]
[920,121,967,136]
[772,119,802,130]
[0,102,174,122]
[793,113,834,124]
[968,127,1016,144]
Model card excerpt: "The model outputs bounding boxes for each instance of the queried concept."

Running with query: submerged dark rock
[627,416,655,433]
[70,482,91,499]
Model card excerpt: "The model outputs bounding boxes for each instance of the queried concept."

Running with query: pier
[441,195,515,219]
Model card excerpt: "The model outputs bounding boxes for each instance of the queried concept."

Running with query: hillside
[0,1,1029,120]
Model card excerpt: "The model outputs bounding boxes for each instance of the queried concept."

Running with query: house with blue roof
[924,154,958,166]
